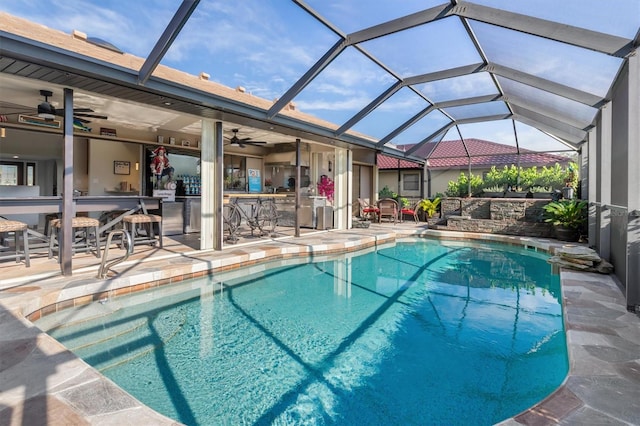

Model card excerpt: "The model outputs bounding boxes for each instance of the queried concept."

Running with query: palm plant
[543,200,587,229]
[418,197,441,218]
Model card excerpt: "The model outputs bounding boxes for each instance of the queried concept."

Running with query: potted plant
[543,199,587,242]
[505,185,527,198]
[529,186,554,199]
[418,197,441,220]
[481,185,504,198]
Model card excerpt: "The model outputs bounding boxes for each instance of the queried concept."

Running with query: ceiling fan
[225,128,267,148]
[36,90,108,123]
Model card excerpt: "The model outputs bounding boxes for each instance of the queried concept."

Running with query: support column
[333,147,351,230]
[373,164,379,202]
[626,52,640,310]
[200,119,219,250]
[214,122,224,250]
[597,103,612,261]
[586,133,597,247]
[61,88,74,275]
[295,139,301,237]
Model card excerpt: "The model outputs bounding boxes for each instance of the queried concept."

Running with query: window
[27,163,36,186]
[0,162,23,185]
[403,173,420,191]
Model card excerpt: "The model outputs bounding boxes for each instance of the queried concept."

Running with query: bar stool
[0,219,30,267]
[48,217,101,261]
[122,214,163,252]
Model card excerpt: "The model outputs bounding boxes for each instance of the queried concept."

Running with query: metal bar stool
[122,214,163,253]
[48,217,101,261]
[0,219,30,267]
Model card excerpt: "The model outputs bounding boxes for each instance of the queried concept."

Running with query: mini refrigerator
[316,206,334,230]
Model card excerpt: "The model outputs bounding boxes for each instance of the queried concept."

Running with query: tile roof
[378,139,571,170]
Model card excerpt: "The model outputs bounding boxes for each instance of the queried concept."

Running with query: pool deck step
[49,306,187,371]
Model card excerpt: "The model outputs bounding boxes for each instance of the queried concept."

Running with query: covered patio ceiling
[1,1,638,163]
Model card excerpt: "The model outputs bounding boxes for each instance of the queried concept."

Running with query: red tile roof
[378,139,571,170]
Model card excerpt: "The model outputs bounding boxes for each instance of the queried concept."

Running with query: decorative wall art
[113,160,131,175]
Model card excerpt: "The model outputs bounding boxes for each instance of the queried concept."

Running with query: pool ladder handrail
[97,229,132,279]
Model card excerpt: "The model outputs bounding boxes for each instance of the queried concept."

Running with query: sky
[2,0,638,154]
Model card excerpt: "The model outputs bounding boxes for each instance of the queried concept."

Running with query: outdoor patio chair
[357,198,379,221]
[401,200,421,223]
[377,198,399,224]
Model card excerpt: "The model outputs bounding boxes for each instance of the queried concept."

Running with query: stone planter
[482,191,504,198]
[505,191,527,198]
[532,192,554,199]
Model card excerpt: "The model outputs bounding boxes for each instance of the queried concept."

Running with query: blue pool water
[40,239,568,425]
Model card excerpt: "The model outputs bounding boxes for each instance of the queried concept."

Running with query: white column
[200,119,223,250]
[333,147,351,230]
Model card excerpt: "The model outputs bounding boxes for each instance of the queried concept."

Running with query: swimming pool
[37,239,568,425]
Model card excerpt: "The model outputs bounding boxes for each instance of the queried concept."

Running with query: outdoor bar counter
[169,193,328,233]
[0,195,163,236]
[271,193,328,228]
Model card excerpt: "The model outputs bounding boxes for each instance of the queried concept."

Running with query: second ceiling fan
[225,128,267,148]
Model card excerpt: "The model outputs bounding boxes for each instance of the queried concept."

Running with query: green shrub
[378,186,396,199]
[535,163,570,190]
[445,162,579,194]
[446,172,483,197]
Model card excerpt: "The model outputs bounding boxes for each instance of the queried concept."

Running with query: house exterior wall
[379,171,399,194]
[429,168,470,196]
[381,167,494,198]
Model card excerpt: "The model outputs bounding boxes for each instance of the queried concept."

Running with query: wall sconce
[328,160,332,172]
[135,162,139,171]
[0,127,5,138]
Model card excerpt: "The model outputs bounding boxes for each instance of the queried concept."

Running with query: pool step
[49,306,187,371]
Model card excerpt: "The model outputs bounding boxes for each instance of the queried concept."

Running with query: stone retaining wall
[439,197,554,238]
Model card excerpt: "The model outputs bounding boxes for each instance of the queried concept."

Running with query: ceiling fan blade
[56,107,95,114]
[74,112,108,120]
[245,141,267,145]
[73,116,92,124]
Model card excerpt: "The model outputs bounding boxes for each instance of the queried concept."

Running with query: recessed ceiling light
[13,155,19,159]
[163,101,172,106]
